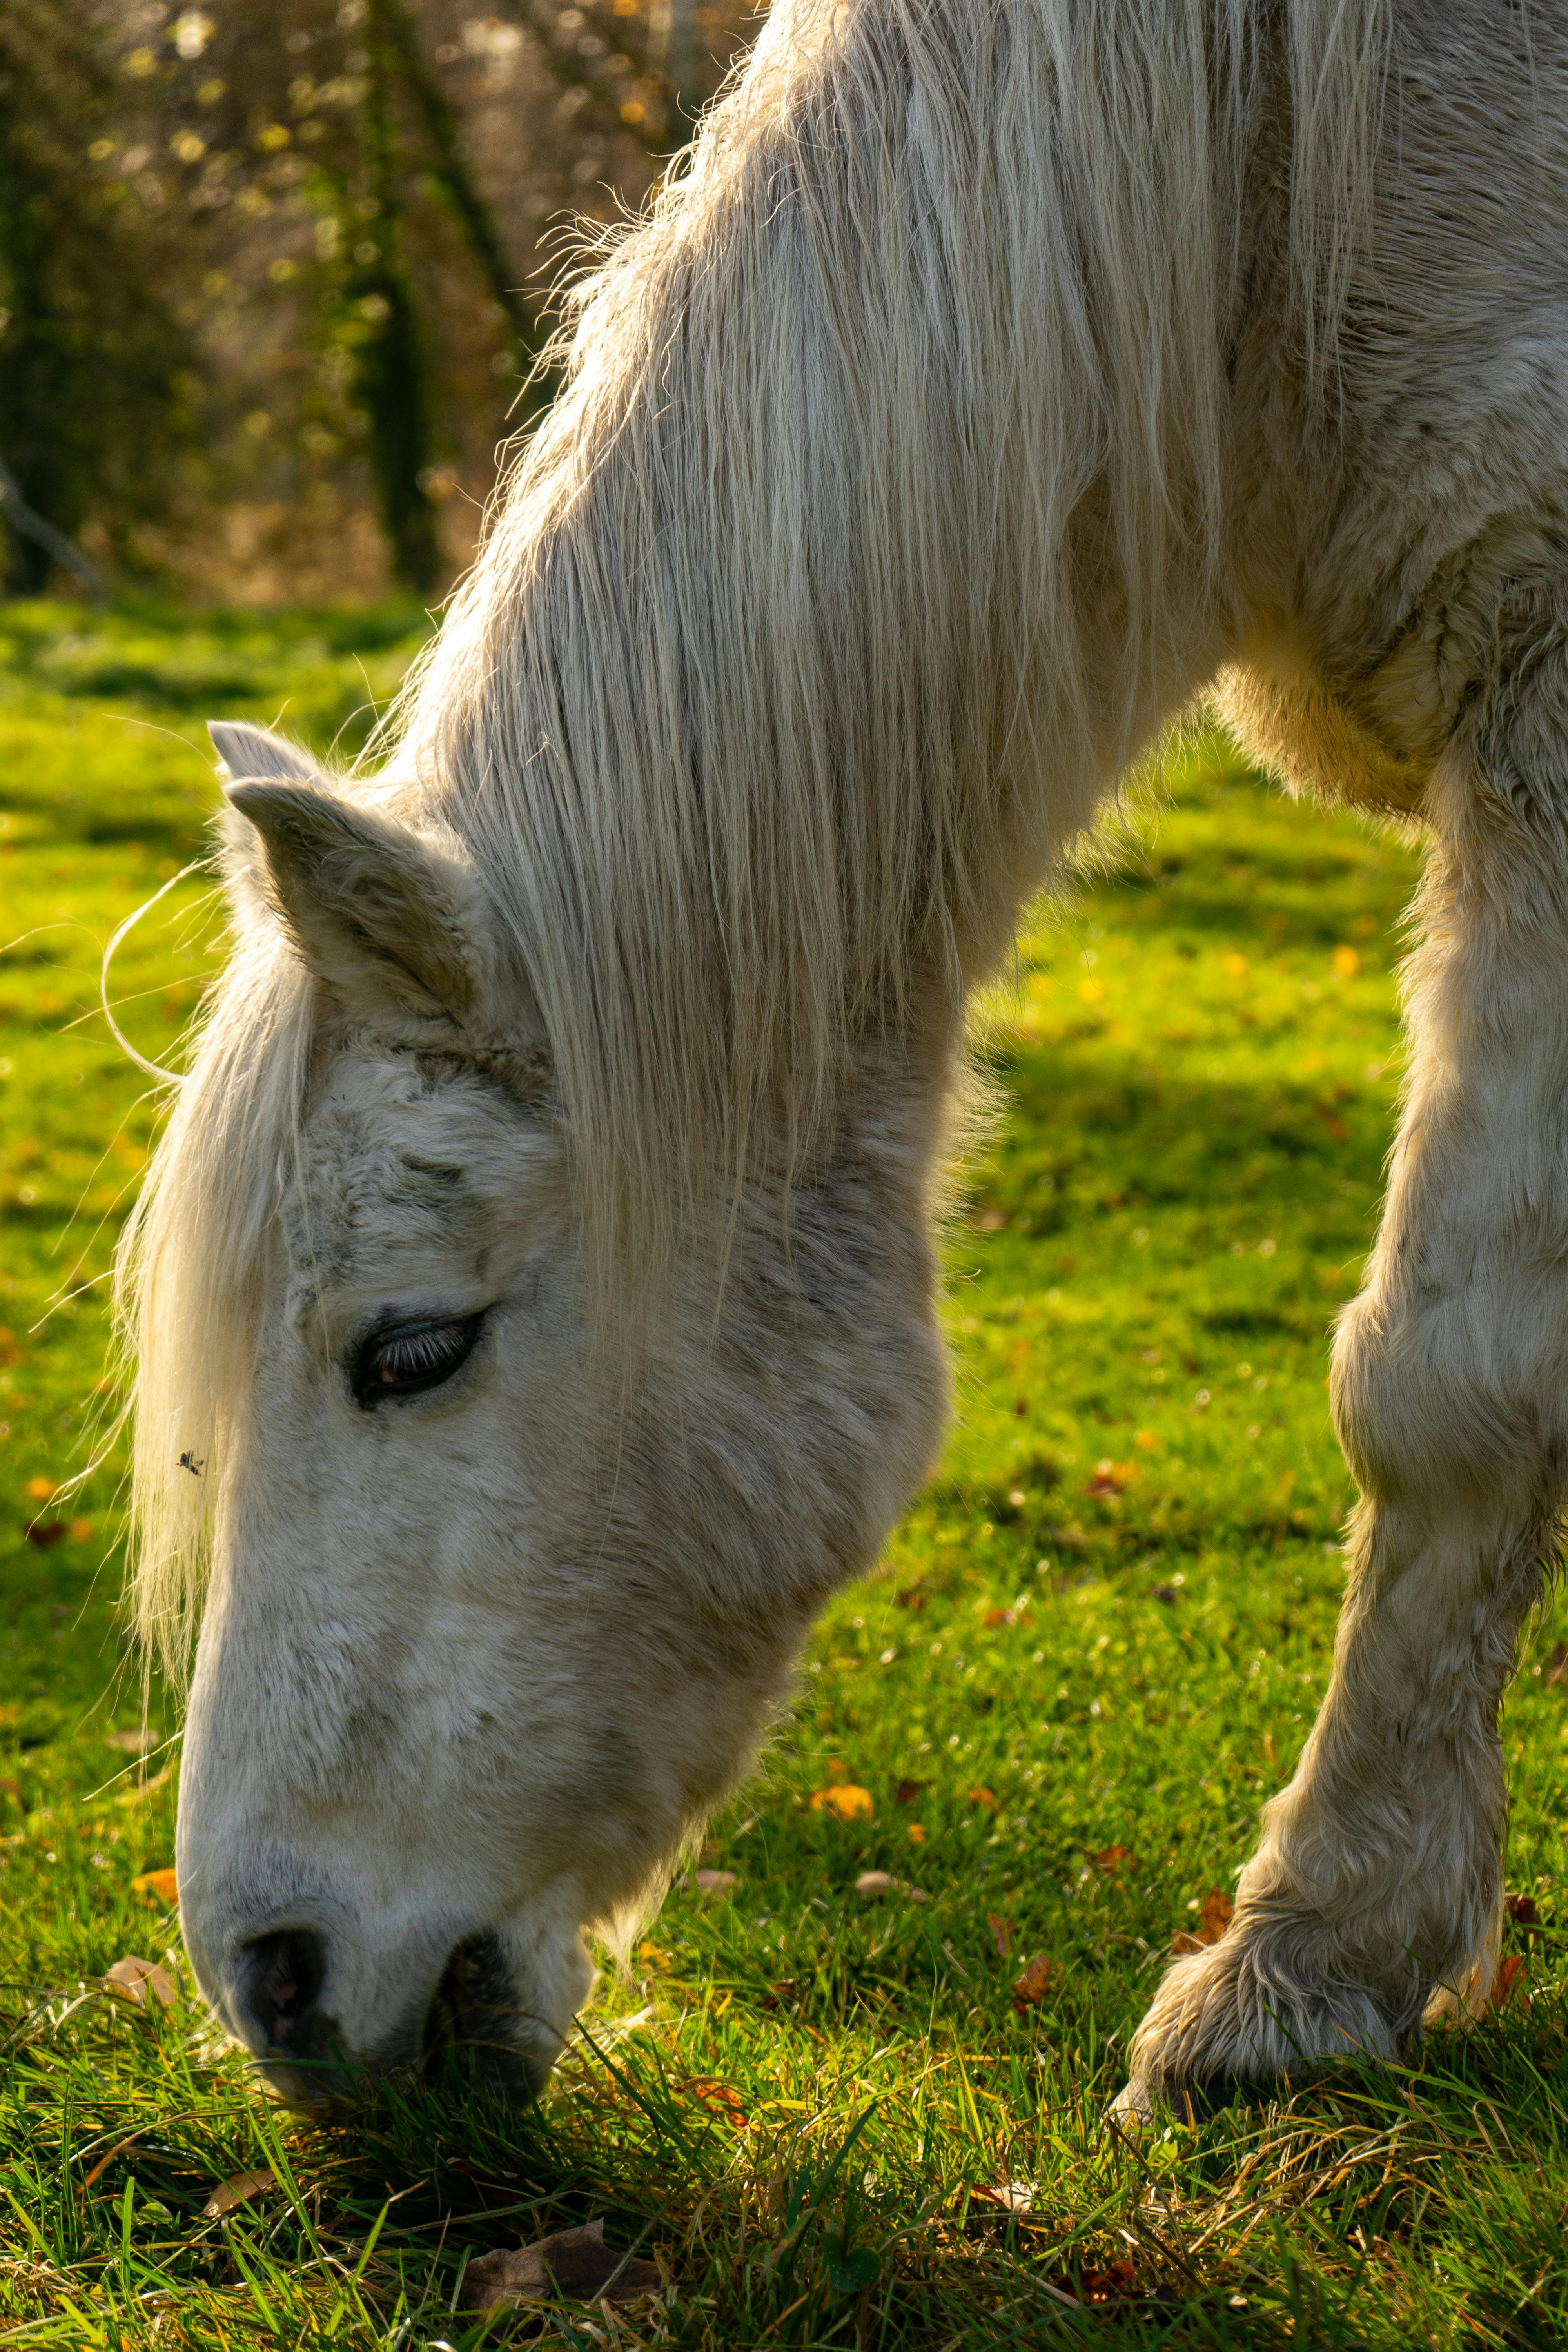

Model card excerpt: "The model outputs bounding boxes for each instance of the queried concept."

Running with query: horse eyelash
[351,1313,483,1406]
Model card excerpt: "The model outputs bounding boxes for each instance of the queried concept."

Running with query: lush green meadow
[4,604,1568,2349]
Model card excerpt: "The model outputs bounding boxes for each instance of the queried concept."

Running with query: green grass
[4,602,1568,2348]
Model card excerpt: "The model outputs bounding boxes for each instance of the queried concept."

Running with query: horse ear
[222,775,478,1023]
[208,720,324,785]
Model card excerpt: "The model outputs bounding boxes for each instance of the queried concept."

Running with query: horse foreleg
[1123,714,1568,2111]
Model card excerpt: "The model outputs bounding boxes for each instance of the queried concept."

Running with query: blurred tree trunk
[649,0,699,134]
[356,0,441,596]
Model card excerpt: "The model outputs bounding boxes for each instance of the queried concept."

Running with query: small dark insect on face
[350,1312,486,1408]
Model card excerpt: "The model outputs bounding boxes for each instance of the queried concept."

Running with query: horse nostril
[236,1926,327,2055]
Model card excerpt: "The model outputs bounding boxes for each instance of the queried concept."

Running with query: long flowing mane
[120,0,1392,1664]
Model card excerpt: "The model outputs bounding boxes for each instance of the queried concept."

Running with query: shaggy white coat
[118,0,1568,2105]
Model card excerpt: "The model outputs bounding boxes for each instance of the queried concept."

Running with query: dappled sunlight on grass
[3,611,1568,2344]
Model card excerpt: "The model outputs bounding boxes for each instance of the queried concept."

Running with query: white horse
[121,0,1568,2114]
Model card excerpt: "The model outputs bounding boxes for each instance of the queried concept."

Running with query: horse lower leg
[1124,720,1568,2104]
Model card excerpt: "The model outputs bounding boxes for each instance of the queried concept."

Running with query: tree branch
[376,0,555,364]
[0,450,109,603]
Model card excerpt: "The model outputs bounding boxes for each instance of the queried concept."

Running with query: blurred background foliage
[0,0,760,602]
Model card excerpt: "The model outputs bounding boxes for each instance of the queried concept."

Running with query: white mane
[117,0,1392,1667]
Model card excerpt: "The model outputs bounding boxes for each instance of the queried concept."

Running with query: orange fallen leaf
[689,2077,747,2124]
[1092,1844,1135,1874]
[811,1784,873,1821]
[1011,1953,1056,2012]
[1172,1887,1233,1953]
[855,1869,928,1902]
[1490,1954,1528,2011]
[692,1869,737,1897]
[1134,1430,1158,1451]
[1085,1459,1134,1500]
[1079,2261,1142,2303]
[24,1476,55,1502]
[462,2219,663,2313]
[968,1787,1000,1813]
[987,1913,1014,1959]
[103,1955,176,2009]
[907,1823,926,1844]
[201,2167,277,2219]
[1198,1887,1233,1940]
[131,1867,179,1904]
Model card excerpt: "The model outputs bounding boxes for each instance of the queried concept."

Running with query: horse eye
[351,1314,484,1409]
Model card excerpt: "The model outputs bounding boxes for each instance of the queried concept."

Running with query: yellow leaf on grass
[25,1477,54,1502]
[104,1955,176,2008]
[855,1869,927,1902]
[131,1867,179,1903]
[810,1784,873,1821]
[201,2167,277,2219]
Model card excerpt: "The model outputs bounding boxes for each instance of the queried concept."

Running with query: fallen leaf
[967,1787,1000,1813]
[1011,1953,1056,2012]
[1546,1643,1568,1687]
[25,1521,67,1548]
[692,1869,737,1897]
[1171,1930,1205,1955]
[1134,1429,1158,1451]
[1080,2261,1142,2303]
[462,2219,662,2314]
[986,1911,1014,1959]
[976,2179,1034,2214]
[758,1976,799,2011]
[1331,943,1360,979]
[1198,1887,1233,1941]
[1490,1954,1528,2011]
[855,1869,927,1903]
[104,1955,176,2009]
[907,1823,926,1844]
[1084,1459,1134,1500]
[896,1587,927,1610]
[689,2077,747,2123]
[106,1728,157,1755]
[810,1784,873,1821]
[893,1778,926,1804]
[201,2167,277,2219]
[1091,1844,1135,1874]
[69,1518,92,1542]
[636,1940,670,1971]
[24,1476,55,1502]
[1506,1893,1542,1936]
[131,1867,179,1904]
